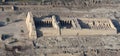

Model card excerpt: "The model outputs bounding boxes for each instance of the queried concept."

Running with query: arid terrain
[0,0,120,56]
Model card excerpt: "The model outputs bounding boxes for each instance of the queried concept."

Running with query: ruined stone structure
[35,15,60,36]
[26,12,117,39]
[0,5,14,12]
[26,12,37,40]
[59,18,116,36]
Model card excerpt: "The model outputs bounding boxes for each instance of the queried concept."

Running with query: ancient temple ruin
[26,12,37,40]
[34,15,60,36]
[26,12,117,39]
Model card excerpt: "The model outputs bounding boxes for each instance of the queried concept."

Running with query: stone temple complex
[26,12,117,40]
[1,1,120,56]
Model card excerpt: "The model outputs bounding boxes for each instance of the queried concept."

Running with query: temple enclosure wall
[40,29,59,36]
[60,29,116,36]
[0,5,14,12]
[60,29,78,36]
[77,29,116,35]
[26,12,37,40]
[25,12,117,39]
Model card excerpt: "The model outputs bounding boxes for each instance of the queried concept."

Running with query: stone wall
[78,29,116,35]
[37,15,60,37]
[39,17,117,36]
[60,29,116,36]
[60,29,78,36]
[0,5,14,12]
[26,12,37,40]
[40,28,59,36]
[26,12,117,38]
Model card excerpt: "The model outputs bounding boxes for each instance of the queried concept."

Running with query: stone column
[52,15,59,29]
[26,12,37,40]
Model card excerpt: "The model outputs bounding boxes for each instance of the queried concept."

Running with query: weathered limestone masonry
[26,12,37,40]
[60,18,80,36]
[0,5,14,12]
[36,15,60,36]
[26,12,117,38]
[0,5,53,12]
[77,18,117,35]
[60,18,117,35]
